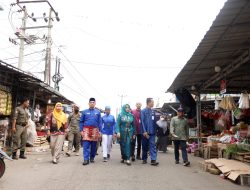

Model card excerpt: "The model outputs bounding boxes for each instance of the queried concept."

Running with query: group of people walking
[11,96,190,167]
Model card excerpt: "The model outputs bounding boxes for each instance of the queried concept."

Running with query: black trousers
[131,134,142,157]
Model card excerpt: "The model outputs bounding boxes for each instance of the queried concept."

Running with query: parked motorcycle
[0,148,12,178]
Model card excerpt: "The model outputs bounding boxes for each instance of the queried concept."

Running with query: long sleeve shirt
[140,108,157,135]
[79,108,102,131]
[131,109,141,134]
[68,113,81,131]
[170,116,189,141]
[115,114,136,136]
[46,113,68,135]
[101,114,116,135]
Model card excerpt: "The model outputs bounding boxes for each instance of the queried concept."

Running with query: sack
[26,119,38,145]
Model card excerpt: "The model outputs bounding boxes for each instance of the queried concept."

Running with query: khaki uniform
[13,106,29,152]
[67,113,81,152]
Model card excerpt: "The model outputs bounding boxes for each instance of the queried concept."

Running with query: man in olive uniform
[170,107,190,166]
[12,97,30,159]
[66,105,81,156]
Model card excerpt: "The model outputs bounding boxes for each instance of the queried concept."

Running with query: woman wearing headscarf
[116,104,136,166]
[101,106,116,162]
[156,115,169,153]
[47,102,67,164]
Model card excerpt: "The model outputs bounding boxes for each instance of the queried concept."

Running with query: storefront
[0,60,73,147]
[166,0,250,184]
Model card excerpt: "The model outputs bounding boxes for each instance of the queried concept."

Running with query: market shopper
[170,107,190,166]
[156,115,169,153]
[80,98,102,166]
[101,106,116,162]
[131,102,142,160]
[12,97,30,159]
[141,98,159,166]
[116,104,136,166]
[47,102,68,164]
[66,105,81,156]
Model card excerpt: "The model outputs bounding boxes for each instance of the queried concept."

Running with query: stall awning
[0,60,73,104]
[167,0,250,94]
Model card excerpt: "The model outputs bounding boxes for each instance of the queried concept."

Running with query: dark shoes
[151,160,159,166]
[183,161,190,167]
[136,156,142,160]
[131,156,135,162]
[19,151,27,159]
[12,152,18,160]
[175,160,179,164]
[107,154,110,159]
[83,160,90,165]
[142,160,147,164]
[90,159,95,163]
[103,157,108,162]
[120,159,124,163]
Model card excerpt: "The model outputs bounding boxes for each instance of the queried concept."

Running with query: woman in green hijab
[116,104,136,166]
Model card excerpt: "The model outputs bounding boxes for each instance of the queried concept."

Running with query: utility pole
[118,94,127,108]
[52,56,63,91]
[18,7,27,69]
[11,1,60,85]
[44,8,52,85]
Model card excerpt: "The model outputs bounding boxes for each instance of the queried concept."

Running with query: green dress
[116,105,135,160]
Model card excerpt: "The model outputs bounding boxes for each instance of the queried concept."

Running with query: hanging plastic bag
[219,96,236,110]
[214,100,220,110]
[233,108,242,119]
[238,93,250,109]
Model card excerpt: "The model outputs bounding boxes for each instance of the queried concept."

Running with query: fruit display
[0,90,12,116]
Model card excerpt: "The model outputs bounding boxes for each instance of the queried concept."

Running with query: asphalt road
[0,144,248,190]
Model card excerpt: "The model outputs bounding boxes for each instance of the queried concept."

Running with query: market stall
[166,0,250,185]
[0,60,73,148]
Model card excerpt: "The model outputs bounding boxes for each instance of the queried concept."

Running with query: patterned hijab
[53,102,67,129]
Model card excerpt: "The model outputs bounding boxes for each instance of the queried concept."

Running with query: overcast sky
[0,0,227,112]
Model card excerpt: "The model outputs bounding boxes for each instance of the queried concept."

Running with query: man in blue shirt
[141,98,159,166]
[80,98,102,165]
[101,106,116,162]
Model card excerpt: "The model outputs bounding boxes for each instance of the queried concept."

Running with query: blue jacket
[141,108,157,135]
[101,114,116,135]
[79,108,102,131]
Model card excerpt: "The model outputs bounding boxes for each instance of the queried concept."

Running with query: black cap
[89,97,96,102]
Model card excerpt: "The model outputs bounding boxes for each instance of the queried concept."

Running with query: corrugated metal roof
[0,60,73,104]
[167,0,250,94]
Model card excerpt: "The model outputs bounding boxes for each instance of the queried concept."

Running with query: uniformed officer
[66,105,81,156]
[12,97,30,159]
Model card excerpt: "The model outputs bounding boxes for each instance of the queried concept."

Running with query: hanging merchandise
[214,100,220,110]
[233,108,243,120]
[174,88,196,119]
[0,90,12,116]
[238,92,250,109]
[219,96,236,111]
